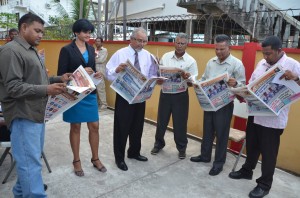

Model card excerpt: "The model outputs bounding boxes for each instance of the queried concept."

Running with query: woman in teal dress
[57,19,106,176]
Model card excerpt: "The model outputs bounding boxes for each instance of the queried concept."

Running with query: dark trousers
[113,94,146,163]
[201,102,234,168]
[154,90,189,152]
[241,116,283,190]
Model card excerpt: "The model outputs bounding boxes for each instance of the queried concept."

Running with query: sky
[269,0,300,16]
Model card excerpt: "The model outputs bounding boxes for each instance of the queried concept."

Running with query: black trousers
[200,102,234,168]
[154,90,189,152]
[113,94,146,163]
[241,116,283,190]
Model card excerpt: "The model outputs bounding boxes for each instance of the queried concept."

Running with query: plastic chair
[228,98,248,172]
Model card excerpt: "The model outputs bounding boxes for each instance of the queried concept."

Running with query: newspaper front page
[159,66,187,94]
[194,72,235,111]
[110,60,165,104]
[230,86,274,116]
[232,65,300,116]
[45,66,97,121]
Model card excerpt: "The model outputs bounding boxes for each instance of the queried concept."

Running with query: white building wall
[115,0,188,20]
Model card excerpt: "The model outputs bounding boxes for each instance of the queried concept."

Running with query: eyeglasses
[175,42,187,46]
[133,37,148,44]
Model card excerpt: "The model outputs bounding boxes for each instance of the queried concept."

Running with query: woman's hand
[85,67,94,75]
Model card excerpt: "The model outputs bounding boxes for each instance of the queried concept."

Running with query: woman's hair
[72,19,94,34]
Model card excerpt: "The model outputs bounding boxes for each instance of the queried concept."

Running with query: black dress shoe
[44,184,47,191]
[128,155,148,161]
[190,155,210,163]
[249,186,269,198]
[209,167,223,176]
[229,170,253,180]
[178,151,186,159]
[116,161,128,171]
[151,147,161,155]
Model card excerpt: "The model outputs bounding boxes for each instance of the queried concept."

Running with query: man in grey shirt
[190,34,246,176]
[0,13,70,197]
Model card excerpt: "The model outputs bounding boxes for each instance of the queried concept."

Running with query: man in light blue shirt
[190,34,246,176]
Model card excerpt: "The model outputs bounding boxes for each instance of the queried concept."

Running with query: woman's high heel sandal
[73,160,84,177]
[91,158,107,173]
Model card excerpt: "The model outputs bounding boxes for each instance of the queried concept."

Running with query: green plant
[0,12,18,30]
[71,0,89,20]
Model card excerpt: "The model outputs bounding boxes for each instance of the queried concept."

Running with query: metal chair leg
[1,150,52,183]
[2,154,15,184]
[232,140,246,172]
[0,147,11,166]
[41,151,52,173]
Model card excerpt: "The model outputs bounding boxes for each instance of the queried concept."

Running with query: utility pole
[123,0,127,41]
[98,0,102,37]
[79,0,83,19]
[105,0,109,40]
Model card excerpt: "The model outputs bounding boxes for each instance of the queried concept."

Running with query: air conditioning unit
[45,3,51,9]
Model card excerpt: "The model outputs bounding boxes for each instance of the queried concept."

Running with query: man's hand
[47,83,67,96]
[187,82,193,87]
[181,72,191,80]
[279,70,299,81]
[156,79,164,85]
[115,63,127,73]
[227,77,238,87]
[93,71,103,79]
[61,73,72,83]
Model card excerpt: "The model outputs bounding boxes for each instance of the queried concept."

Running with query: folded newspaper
[110,60,166,104]
[45,65,100,121]
[159,66,188,94]
[193,72,235,111]
[231,65,300,116]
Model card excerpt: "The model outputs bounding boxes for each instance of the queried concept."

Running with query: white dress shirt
[250,52,300,129]
[160,51,198,80]
[106,45,157,81]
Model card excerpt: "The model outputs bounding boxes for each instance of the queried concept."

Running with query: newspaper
[110,60,166,104]
[194,72,235,111]
[231,65,300,116]
[45,66,98,121]
[159,66,187,94]
[230,86,274,116]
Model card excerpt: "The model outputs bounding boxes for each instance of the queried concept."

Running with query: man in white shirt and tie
[106,27,158,171]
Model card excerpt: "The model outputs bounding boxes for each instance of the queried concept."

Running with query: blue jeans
[10,118,47,198]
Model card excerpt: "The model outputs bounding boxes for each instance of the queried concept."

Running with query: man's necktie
[134,51,141,72]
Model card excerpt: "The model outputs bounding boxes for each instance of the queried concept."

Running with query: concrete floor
[1,109,300,198]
